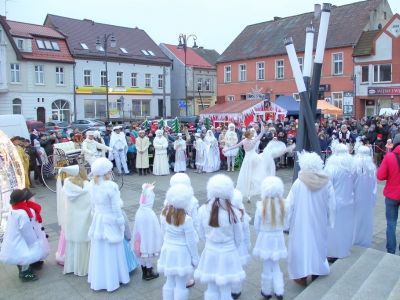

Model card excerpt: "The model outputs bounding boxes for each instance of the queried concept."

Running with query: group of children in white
[0,138,377,300]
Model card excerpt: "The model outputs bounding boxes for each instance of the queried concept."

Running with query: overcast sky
[3,0,400,54]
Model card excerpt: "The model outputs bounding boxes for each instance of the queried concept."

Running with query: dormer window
[51,41,60,50]
[120,47,128,54]
[97,45,104,52]
[80,43,88,50]
[148,50,155,56]
[17,39,23,50]
[37,40,45,49]
[141,49,149,56]
[44,40,52,50]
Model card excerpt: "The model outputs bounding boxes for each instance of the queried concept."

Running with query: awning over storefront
[317,100,342,117]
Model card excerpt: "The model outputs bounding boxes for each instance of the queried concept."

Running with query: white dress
[286,174,335,279]
[158,215,199,276]
[253,200,287,261]
[0,208,49,266]
[63,179,92,276]
[194,138,206,168]
[82,139,110,165]
[87,179,129,292]
[194,202,245,286]
[238,212,251,265]
[203,136,220,173]
[174,139,187,173]
[153,136,170,175]
[223,130,239,157]
[325,156,355,259]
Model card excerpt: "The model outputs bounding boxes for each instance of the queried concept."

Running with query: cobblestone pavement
[0,167,395,299]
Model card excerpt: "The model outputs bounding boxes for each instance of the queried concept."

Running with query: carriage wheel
[41,155,69,193]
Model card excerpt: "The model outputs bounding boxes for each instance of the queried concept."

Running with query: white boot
[162,286,174,300]
[261,273,273,298]
[272,270,284,297]
[174,288,189,300]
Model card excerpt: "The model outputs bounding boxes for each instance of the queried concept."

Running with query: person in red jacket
[377,134,400,254]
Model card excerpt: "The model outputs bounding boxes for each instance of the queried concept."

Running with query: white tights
[205,282,232,300]
[163,275,188,300]
[227,156,235,170]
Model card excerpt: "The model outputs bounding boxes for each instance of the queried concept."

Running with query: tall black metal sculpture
[285,3,332,180]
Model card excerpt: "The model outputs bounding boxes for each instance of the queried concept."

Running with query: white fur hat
[228,123,235,129]
[177,133,183,137]
[166,184,194,210]
[357,145,372,157]
[59,165,79,176]
[231,189,244,210]
[113,125,122,131]
[91,157,113,176]
[94,130,101,138]
[298,151,324,172]
[155,129,163,136]
[170,173,191,187]
[261,176,284,199]
[333,143,349,155]
[207,174,234,200]
[86,130,95,136]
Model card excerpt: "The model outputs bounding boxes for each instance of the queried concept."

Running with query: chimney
[314,4,321,18]
[274,16,281,21]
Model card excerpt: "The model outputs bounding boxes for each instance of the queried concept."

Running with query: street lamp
[177,33,198,116]
[96,33,116,122]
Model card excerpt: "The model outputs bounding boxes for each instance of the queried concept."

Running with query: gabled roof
[162,44,214,69]
[218,0,383,63]
[44,14,171,65]
[7,20,65,39]
[192,48,220,66]
[353,30,381,56]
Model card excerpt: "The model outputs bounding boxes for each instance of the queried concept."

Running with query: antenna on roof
[4,0,10,17]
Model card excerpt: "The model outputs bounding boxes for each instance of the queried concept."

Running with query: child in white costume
[253,176,287,300]
[223,123,239,172]
[158,184,199,300]
[133,183,162,280]
[195,174,245,300]
[87,157,129,292]
[230,189,251,299]
[353,145,377,247]
[194,133,206,173]
[174,133,187,173]
[0,189,49,282]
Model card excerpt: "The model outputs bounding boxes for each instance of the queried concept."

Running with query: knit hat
[59,165,80,176]
[393,134,400,146]
[207,174,234,200]
[165,184,193,210]
[170,173,191,187]
[22,188,35,200]
[91,157,113,176]
[377,133,383,139]
[10,189,27,204]
[261,176,284,199]
[231,189,244,210]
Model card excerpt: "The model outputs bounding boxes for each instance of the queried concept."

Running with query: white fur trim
[333,143,349,155]
[298,151,324,172]
[59,165,79,176]
[261,176,284,198]
[228,123,235,129]
[357,145,372,157]
[91,157,113,176]
[231,189,244,209]
[166,184,194,210]
[207,174,234,200]
[170,173,191,187]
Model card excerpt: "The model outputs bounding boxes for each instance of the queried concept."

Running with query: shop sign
[368,87,400,96]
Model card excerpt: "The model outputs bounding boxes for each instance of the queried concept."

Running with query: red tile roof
[200,100,264,114]
[163,44,213,69]
[7,20,65,39]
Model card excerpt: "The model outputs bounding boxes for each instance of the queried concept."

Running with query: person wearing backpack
[377,134,400,254]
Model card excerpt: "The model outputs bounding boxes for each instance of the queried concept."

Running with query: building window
[51,41,60,51]
[197,78,202,91]
[44,40,52,50]
[10,63,20,83]
[17,39,23,50]
[361,65,369,83]
[298,57,304,72]
[120,47,128,54]
[332,52,343,75]
[12,98,22,114]
[224,65,231,83]
[84,99,107,119]
[131,73,137,87]
[205,78,211,91]
[100,71,107,86]
[145,74,151,88]
[51,100,70,121]
[293,93,300,101]
[35,65,44,84]
[56,67,64,85]
[158,74,163,89]
[80,43,88,50]
[116,71,123,86]
[227,95,235,101]
[132,99,150,117]
[256,62,265,80]
[332,92,343,109]
[36,40,45,49]
[239,64,247,81]
[275,60,284,79]
[83,70,92,86]
[373,64,391,83]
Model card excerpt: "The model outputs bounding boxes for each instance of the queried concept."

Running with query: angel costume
[286,152,335,282]
[253,177,287,298]
[194,133,206,173]
[82,132,110,166]
[325,143,355,259]
[353,146,377,247]
[203,130,220,173]
[132,183,162,280]
[152,129,170,176]
[174,134,187,173]
[223,124,239,172]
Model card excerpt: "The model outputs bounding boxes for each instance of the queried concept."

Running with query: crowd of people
[0,113,399,300]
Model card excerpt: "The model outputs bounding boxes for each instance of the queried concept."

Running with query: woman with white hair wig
[203,130,220,173]
[353,145,377,247]
[152,129,170,176]
[174,133,187,173]
[195,174,245,300]
[324,143,355,261]
[286,151,335,286]
[223,123,239,172]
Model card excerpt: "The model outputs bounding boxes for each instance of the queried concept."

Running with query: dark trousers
[127,152,137,172]
[386,198,400,254]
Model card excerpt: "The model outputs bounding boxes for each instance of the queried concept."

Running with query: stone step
[387,276,400,300]
[295,247,366,300]
[320,248,385,300]
[353,253,400,300]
